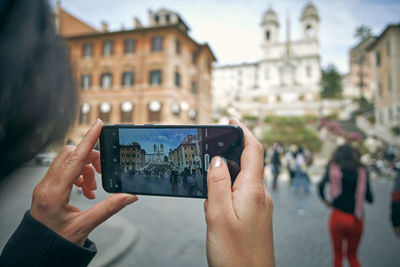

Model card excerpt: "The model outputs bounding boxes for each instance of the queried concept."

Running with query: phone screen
[100,125,243,198]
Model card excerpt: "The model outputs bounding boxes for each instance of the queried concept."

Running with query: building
[212,2,322,117]
[55,3,216,143]
[120,142,146,170]
[146,144,166,164]
[168,133,202,174]
[348,36,376,100]
[368,24,400,133]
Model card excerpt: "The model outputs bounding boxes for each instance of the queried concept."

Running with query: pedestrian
[391,162,400,237]
[0,0,275,265]
[318,144,374,267]
[170,169,180,195]
[294,147,310,193]
[271,143,282,190]
[285,144,297,185]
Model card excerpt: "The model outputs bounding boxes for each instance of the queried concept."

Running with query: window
[188,109,197,120]
[266,30,270,41]
[103,40,113,57]
[83,43,93,58]
[306,65,312,78]
[192,51,198,64]
[121,101,133,122]
[386,41,391,57]
[122,72,134,87]
[378,80,383,96]
[175,39,181,54]
[376,51,381,67]
[305,25,313,37]
[81,74,91,90]
[79,103,90,124]
[124,39,136,54]
[99,102,111,123]
[151,36,163,52]
[387,72,392,92]
[165,14,170,22]
[389,107,393,121]
[148,101,162,122]
[171,103,180,116]
[154,15,160,23]
[149,70,162,85]
[174,72,181,87]
[264,67,270,79]
[191,81,197,94]
[101,73,112,89]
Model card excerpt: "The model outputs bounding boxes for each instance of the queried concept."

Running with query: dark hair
[331,144,361,171]
[0,0,77,179]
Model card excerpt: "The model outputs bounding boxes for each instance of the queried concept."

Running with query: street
[0,165,399,267]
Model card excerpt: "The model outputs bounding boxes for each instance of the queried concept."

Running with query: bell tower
[261,7,279,45]
[300,1,319,40]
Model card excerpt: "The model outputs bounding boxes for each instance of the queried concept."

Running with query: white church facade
[212,2,328,117]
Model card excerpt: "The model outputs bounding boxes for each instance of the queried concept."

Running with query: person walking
[271,143,282,190]
[391,162,400,237]
[294,147,310,193]
[318,144,374,267]
[285,144,297,185]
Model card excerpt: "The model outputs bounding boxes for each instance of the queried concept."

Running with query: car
[34,152,57,166]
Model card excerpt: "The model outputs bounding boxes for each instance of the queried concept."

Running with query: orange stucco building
[55,4,216,143]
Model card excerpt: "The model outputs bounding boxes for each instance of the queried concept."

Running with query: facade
[146,144,167,164]
[55,4,216,143]
[169,133,202,174]
[348,36,376,100]
[368,24,400,131]
[212,2,321,117]
[120,142,146,170]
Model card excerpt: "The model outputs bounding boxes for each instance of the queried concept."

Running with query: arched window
[148,101,162,122]
[79,103,90,124]
[171,102,180,116]
[99,102,111,123]
[188,109,197,121]
[305,25,313,37]
[266,30,270,41]
[121,101,133,122]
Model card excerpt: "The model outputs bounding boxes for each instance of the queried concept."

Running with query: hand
[204,118,275,267]
[395,227,400,238]
[30,119,138,246]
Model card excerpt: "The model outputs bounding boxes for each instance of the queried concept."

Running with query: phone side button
[204,154,210,172]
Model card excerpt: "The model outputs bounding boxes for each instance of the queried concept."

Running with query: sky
[119,128,197,154]
[51,0,400,73]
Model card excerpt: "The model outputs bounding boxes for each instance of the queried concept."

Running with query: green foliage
[242,114,258,121]
[320,64,342,99]
[261,116,322,152]
[354,25,372,42]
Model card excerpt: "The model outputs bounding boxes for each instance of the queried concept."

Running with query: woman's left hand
[30,119,138,246]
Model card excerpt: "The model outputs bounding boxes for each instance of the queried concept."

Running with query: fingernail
[230,117,240,124]
[123,195,138,206]
[92,119,103,127]
[210,156,222,169]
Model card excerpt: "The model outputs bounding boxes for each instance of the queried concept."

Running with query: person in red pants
[318,144,374,267]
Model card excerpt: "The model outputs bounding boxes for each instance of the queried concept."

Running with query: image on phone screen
[100,126,243,198]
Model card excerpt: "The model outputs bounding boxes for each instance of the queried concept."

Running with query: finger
[229,118,264,184]
[86,150,101,174]
[82,165,97,191]
[74,176,84,187]
[43,146,75,183]
[62,120,103,185]
[79,194,138,232]
[206,156,233,219]
[82,185,95,199]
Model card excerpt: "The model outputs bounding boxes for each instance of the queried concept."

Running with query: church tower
[300,1,319,40]
[261,7,279,45]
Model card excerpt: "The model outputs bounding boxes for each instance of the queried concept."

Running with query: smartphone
[100,125,243,198]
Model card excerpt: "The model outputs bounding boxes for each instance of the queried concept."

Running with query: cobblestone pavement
[1,166,399,267]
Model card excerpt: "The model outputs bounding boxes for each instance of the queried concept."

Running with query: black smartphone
[100,125,243,198]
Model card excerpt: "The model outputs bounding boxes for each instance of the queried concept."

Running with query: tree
[320,64,342,99]
[354,25,372,42]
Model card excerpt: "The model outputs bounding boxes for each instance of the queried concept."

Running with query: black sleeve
[318,165,330,201]
[365,173,374,204]
[0,210,97,267]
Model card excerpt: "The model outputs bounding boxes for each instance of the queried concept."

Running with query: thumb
[80,193,138,232]
[206,157,232,216]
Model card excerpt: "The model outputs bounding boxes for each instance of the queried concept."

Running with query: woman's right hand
[204,118,275,267]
